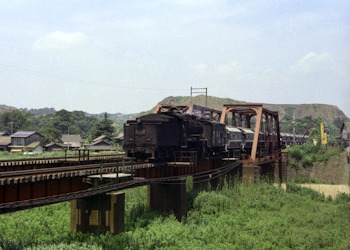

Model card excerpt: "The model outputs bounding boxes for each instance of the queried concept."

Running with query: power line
[0,63,188,91]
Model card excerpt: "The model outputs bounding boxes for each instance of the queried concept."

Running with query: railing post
[100,160,104,179]
[131,158,134,178]
[116,159,119,183]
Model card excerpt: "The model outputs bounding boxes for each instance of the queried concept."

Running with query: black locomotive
[123,107,308,162]
[123,111,225,161]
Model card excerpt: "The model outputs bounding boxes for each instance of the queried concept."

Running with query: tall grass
[287,143,344,168]
[0,182,349,249]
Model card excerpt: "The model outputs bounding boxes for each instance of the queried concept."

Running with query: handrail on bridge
[173,151,197,166]
[98,158,135,183]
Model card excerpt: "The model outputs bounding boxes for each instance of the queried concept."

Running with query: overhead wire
[0,63,188,91]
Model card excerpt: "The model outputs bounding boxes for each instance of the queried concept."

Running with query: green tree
[0,110,34,133]
[39,127,62,144]
[89,113,115,141]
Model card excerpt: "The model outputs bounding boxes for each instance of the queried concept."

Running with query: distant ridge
[1,95,348,124]
[0,105,135,123]
[159,95,348,123]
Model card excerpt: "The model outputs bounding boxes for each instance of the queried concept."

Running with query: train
[123,106,308,162]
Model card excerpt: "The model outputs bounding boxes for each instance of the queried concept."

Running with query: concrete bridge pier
[242,165,261,183]
[274,159,282,184]
[147,178,186,220]
[71,192,125,235]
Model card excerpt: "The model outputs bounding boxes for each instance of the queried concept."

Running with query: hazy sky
[1,0,349,116]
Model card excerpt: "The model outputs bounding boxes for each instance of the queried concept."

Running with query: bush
[288,147,303,161]
[286,143,344,169]
[1,181,350,249]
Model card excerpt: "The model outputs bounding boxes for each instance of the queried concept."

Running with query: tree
[0,110,34,133]
[89,113,115,140]
[39,127,62,144]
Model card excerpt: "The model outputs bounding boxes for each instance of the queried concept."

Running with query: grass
[0,181,349,249]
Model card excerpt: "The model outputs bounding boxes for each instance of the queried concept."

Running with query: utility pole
[292,110,296,145]
[9,122,14,134]
[190,87,208,107]
[67,125,70,150]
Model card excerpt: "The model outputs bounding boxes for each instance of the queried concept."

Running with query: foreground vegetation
[0,181,349,249]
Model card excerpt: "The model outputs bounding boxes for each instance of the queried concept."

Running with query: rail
[0,153,125,169]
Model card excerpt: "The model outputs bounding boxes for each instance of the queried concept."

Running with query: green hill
[158,95,348,123]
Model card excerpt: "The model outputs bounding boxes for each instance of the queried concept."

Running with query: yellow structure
[320,123,327,145]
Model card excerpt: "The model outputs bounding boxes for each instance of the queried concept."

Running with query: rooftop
[11,131,39,138]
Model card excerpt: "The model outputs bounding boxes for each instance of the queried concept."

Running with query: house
[10,131,44,153]
[92,135,113,144]
[45,142,71,152]
[0,131,10,136]
[115,132,124,146]
[340,120,350,147]
[61,134,84,149]
[0,136,11,151]
[27,142,43,153]
[85,140,116,152]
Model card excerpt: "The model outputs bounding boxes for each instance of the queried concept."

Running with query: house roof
[86,145,116,151]
[45,142,71,148]
[0,136,11,146]
[91,140,112,146]
[0,131,9,136]
[115,132,124,139]
[92,135,112,142]
[27,141,42,149]
[61,134,84,143]
[11,131,42,138]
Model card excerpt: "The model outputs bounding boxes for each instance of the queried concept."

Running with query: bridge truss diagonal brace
[220,104,281,163]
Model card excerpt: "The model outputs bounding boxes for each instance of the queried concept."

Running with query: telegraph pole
[190,87,208,107]
[9,122,14,134]
[292,110,296,145]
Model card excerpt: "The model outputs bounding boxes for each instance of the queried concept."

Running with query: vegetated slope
[0,105,15,114]
[264,103,348,123]
[0,183,349,249]
[160,95,348,123]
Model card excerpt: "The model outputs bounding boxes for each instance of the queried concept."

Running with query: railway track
[0,153,126,172]
[0,159,156,186]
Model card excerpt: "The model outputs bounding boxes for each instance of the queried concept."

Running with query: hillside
[159,95,348,123]
[0,105,135,123]
[1,96,348,126]
[0,105,15,114]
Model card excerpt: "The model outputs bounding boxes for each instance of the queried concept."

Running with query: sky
[0,0,349,117]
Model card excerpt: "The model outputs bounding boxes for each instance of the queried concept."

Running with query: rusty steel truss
[220,104,281,163]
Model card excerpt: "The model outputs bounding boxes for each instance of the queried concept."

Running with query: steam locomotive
[123,108,308,162]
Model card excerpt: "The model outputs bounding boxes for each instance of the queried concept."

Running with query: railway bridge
[0,104,288,235]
